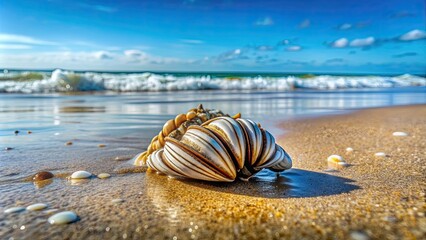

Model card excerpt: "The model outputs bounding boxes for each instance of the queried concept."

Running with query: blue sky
[0,0,425,74]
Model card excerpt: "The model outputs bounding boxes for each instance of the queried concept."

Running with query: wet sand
[1,105,425,240]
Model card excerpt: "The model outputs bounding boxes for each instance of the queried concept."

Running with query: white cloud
[399,29,426,41]
[0,50,184,70]
[286,46,302,51]
[331,38,349,48]
[0,33,56,45]
[298,19,310,28]
[338,23,352,30]
[255,17,274,26]
[94,51,113,60]
[0,44,32,50]
[349,37,375,47]
[181,39,204,44]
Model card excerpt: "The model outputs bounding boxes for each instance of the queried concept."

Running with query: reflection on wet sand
[59,106,105,113]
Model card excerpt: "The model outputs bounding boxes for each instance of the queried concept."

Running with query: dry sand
[1,105,425,240]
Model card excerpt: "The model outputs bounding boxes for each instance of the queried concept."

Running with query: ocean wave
[0,69,425,93]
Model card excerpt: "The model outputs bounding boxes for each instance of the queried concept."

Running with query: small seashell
[393,132,408,137]
[26,203,48,211]
[48,211,78,224]
[97,173,111,179]
[70,170,92,179]
[327,154,344,163]
[33,171,54,181]
[65,141,73,146]
[346,147,354,152]
[374,152,387,157]
[98,144,106,148]
[327,155,348,169]
[4,207,25,214]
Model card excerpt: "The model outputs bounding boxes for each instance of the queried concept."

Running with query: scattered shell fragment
[392,132,408,137]
[27,130,32,134]
[346,147,354,152]
[327,154,348,169]
[97,173,111,179]
[33,171,54,181]
[98,144,106,148]
[70,170,92,179]
[111,199,125,204]
[4,207,25,214]
[374,152,387,157]
[65,141,73,146]
[115,156,131,161]
[48,211,78,224]
[44,209,59,215]
[26,203,48,211]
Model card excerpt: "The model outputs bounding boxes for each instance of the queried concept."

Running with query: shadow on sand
[180,168,360,198]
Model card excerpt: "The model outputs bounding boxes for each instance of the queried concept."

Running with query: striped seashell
[139,112,292,182]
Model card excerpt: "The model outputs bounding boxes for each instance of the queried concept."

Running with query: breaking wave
[0,69,425,93]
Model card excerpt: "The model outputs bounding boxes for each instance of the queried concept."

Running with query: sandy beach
[1,104,425,240]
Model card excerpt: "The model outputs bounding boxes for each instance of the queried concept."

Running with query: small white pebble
[374,152,387,157]
[346,147,354,152]
[393,132,408,137]
[111,199,125,204]
[97,173,111,179]
[26,203,48,211]
[4,207,25,214]
[71,170,92,179]
[350,230,370,240]
[48,211,78,224]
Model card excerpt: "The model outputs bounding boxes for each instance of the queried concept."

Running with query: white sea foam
[0,69,425,93]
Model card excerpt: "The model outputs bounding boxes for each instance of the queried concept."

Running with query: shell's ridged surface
[135,105,292,181]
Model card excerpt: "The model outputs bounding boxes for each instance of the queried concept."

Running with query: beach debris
[97,173,111,179]
[115,156,131,161]
[98,144,106,148]
[33,171,54,181]
[350,230,370,240]
[134,105,292,182]
[374,152,387,157]
[65,141,73,146]
[346,147,354,152]
[111,199,125,204]
[4,206,25,214]
[392,132,408,137]
[5,147,14,151]
[48,211,79,224]
[70,170,92,179]
[14,130,19,135]
[327,154,348,169]
[27,130,32,134]
[26,203,48,211]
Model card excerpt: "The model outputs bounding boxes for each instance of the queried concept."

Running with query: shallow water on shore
[1,87,425,185]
